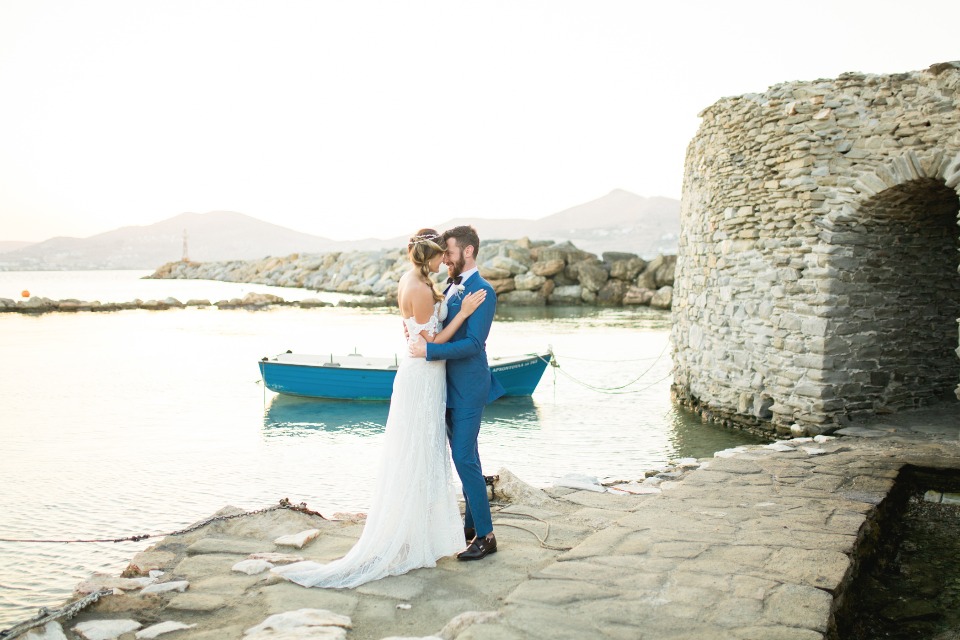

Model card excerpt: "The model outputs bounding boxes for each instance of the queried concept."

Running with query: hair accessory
[410,233,441,245]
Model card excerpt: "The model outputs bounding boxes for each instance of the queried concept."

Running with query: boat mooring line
[0,588,113,639]
[530,340,671,394]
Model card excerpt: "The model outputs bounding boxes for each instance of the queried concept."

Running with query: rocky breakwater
[148,239,677,309]
[0,293,334,315]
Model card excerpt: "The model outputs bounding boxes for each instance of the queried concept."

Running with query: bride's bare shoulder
[398,271,434,318]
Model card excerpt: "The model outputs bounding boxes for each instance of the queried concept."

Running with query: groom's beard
[449,256,466,278]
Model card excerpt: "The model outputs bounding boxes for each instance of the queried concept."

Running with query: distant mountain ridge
[0,190,679,270]
[0,212,341,270]
[429,189,679,258]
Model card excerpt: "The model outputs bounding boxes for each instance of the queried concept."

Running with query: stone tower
[672,62,960,435]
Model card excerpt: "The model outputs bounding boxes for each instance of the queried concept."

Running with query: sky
[1,1,958,243]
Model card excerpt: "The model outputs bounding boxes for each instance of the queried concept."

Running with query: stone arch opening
[830,177,960,415]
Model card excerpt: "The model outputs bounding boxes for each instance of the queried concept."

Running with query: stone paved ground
[17,407,959,640]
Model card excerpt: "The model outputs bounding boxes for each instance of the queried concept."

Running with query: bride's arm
[432,290,486,344]
[410,285,486,344]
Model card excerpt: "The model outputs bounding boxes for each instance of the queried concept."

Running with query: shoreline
[6,408,958,640]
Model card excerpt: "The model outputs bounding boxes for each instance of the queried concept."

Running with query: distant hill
[0,212,340,270]
[438,189,679,257]
[0,190,680,270]
[0,241,34,253]
[348,189,680,258]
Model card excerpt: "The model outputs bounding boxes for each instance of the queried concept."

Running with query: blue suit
[426,271,504,537]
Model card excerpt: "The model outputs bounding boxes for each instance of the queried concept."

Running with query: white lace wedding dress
[271,303,463,588]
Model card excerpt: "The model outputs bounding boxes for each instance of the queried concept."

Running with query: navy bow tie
[446,276,463,285]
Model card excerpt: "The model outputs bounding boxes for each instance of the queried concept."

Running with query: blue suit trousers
[445,406,492,537]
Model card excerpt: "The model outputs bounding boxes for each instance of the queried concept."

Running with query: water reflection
[263,394,544,437]
[477,396,541,429]
[495,305,671,330]
[263,395,388,437]
[666,405,768,459]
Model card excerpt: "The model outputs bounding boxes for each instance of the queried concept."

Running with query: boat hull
[259,352,552,400]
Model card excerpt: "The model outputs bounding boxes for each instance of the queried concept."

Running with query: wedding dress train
[271,309,463,588]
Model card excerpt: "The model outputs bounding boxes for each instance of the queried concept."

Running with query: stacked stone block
[672,62,960,435]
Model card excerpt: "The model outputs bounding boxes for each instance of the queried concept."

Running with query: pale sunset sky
[1,0,958,243]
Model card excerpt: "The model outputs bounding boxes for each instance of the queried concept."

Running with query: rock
[22,622,68,640]
[248,552,305,564]
[498,290,546,306]
[635,267,658,290]
[165,593,226,612]
[765,443,795,452]
[479,265,513,280]
[187,537,267,555]
[530,259,565,277]
[76,574,155,594]
[539,279,555,299]
[535,240,592,264]
[554,473,606,493]
[574,263,609,292]
[608,257,647,281]
[493,468,557,507]
[139,299,170,310]
[437,611,501,640]
[244,609,352,640]
[232,559,275,575]
[298,298,332,308]
[487,256,528,275]
[597,279,628,305]
[274,529,321,548]
[623,286,654,305]
[140,580,189,594]
[135,621,196,639]
[653,255,677,287]
[601,251,638,263]
[649,286,673,309]
[548,285,583,305]
[514,273,546,291]
[72,619,142,640]
[486,278,516,295]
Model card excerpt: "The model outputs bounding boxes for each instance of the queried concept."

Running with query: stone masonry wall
[672,62,960,435]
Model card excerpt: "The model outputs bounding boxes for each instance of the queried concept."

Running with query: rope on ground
[0,588,113,639]
[0,498,324,545]
[491,509,572,551]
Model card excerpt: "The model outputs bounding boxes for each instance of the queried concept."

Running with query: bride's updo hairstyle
[408,228,445,303]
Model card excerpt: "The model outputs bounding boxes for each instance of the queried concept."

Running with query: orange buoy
[21,290,30,298]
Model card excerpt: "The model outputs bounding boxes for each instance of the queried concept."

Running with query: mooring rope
[0,588,114,639]
[524,340,671,395]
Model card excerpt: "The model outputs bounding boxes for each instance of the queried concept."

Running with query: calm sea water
[0,271,764,628]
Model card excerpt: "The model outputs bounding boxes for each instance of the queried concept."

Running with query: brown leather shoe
[457,533,497,561]
[464,527,476,544]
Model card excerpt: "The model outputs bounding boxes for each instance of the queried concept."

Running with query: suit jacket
[425,271,505,408]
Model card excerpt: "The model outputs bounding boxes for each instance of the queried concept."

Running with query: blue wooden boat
[258,350,553,400]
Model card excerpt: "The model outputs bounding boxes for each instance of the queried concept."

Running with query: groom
[410,225,504,561]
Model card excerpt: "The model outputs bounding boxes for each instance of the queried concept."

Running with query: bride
[271,229,486,588]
